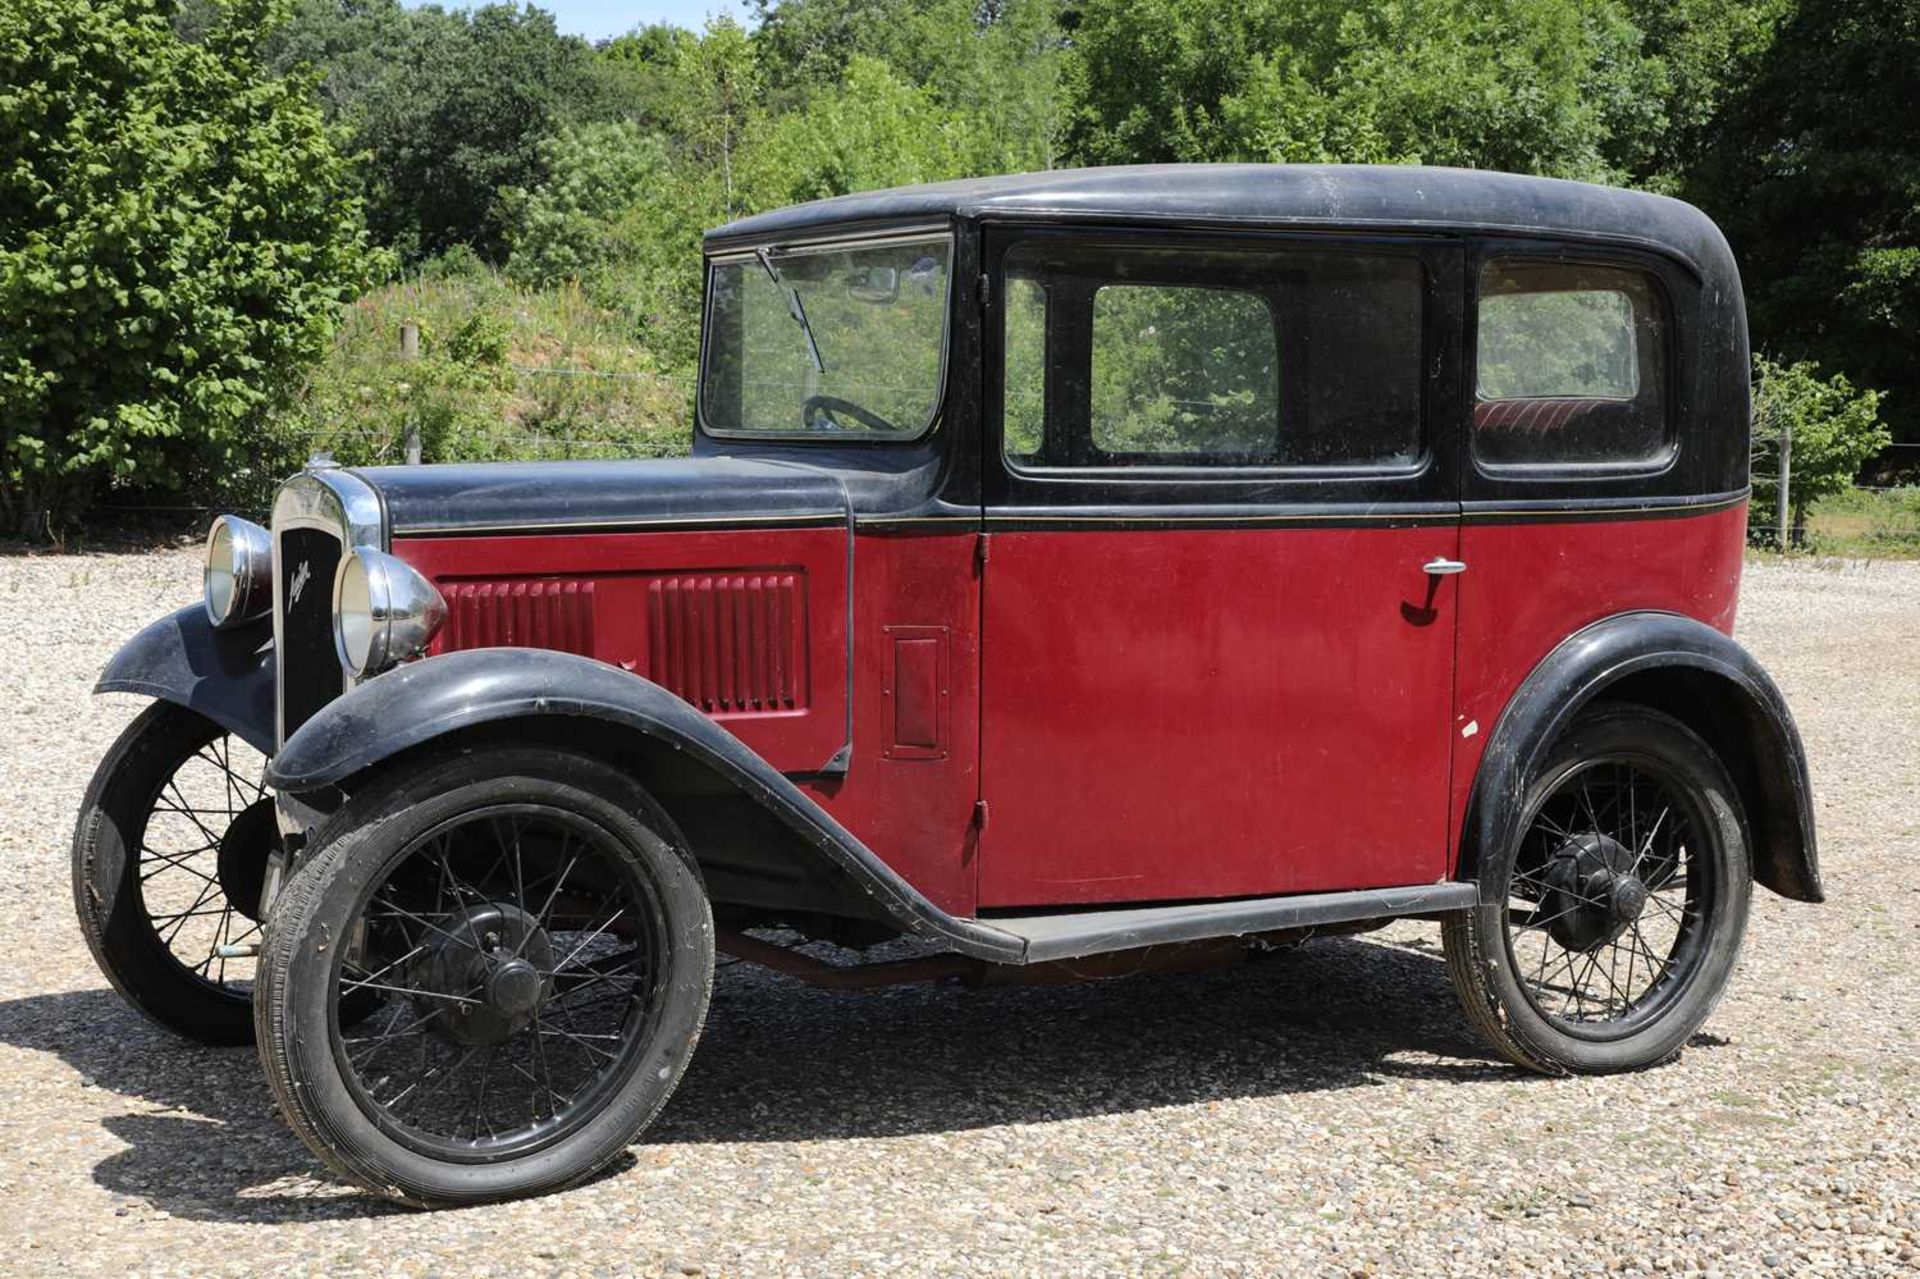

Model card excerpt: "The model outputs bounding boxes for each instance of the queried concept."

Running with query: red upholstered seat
[1472,397,1614,435]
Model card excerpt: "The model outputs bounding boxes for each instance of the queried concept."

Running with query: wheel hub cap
[412,902,554,1046]
[216,798,278,923]
[1540,832,1645,952]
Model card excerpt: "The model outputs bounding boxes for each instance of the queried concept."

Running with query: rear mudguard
[96,606,276,754]
[1463,610,1821,905]
[264,647,1027,963]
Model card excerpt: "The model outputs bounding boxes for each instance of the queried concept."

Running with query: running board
[975,882,1479,964]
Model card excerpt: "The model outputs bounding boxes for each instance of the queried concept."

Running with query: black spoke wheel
[1444,705,1750,1074]
[72,702,274,1044]
[256,747,712,1207]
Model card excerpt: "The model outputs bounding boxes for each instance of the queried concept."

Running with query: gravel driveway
[0,549,1914,1277]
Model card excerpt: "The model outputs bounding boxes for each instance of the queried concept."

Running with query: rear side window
[1474,261,1669,468]
[1001,243,1425,470]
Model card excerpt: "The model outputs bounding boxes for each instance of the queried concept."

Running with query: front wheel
[72,702,274,1044]
[1444,705,1751,1074]
[254,746,713,1207]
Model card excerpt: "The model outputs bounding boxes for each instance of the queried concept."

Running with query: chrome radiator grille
[271,468,384,748]
[275,526,343,744]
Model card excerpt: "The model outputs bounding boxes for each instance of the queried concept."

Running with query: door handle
[1423,557,1468,576]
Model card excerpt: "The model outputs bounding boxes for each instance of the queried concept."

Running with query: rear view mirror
[848,266,899,304]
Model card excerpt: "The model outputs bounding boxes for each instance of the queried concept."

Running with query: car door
[977,227,1466,908]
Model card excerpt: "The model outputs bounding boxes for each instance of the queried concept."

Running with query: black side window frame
[1462,239,1709,502]
[983,225,1465,515]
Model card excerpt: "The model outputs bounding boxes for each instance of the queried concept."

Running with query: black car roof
[705,163,1734,282]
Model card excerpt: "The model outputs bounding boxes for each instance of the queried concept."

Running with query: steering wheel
[802,395,897,433]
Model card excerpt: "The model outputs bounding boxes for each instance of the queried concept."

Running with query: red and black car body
[82,166,1820,1206]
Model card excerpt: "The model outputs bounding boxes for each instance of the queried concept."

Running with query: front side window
[1474,260,1669,467]
[1091,285,1279,457]
[701,232,952,438]
[1002,242,1425,470]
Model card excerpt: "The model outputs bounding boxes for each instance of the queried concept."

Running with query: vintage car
[74,165,1820,1207]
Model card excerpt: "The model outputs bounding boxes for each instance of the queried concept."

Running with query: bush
[1752,355,1891,546]
[272,272,691,470]
[0,0,370,536]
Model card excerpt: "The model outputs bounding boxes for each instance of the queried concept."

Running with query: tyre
[254,746,713,1207]
[1443,704,1751,1074]
[73,701,274,1045]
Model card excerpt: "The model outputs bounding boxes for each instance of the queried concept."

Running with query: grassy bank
[275,268,694,472]
[1797,486,1920,558]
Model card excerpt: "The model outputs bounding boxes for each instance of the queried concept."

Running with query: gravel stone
[1,548,1916,1276]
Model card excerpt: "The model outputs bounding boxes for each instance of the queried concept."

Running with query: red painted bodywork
[389,500,1746,921]
[977,526,1461,907]
[1445,501,1748,867]
[396,529,849,775]
[394,528,983,917]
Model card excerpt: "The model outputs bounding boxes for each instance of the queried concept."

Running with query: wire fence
[1748,412,1920,552]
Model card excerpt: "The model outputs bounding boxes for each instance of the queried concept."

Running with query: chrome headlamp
[204,515,273,628]
[332,548,446,678]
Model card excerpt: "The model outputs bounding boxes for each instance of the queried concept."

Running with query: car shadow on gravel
[650,934,1515,1146]
[0,935,1512,1223]
[0,987,405,1224]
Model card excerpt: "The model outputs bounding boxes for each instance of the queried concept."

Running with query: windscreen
[698,234,952,437]
[700,232,953,438]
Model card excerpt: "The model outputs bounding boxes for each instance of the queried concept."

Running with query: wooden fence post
[1776,414,1792,549]
[400,322,422,465]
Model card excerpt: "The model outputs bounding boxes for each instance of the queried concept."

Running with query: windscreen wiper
[756,246,826,374]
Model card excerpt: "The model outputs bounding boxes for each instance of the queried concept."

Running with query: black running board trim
[979,882,1479,964]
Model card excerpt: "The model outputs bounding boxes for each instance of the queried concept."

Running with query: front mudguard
[264,647,1028,963]
[97,606,276,754]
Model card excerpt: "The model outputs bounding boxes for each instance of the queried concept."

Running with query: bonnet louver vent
[440,579,596,656]
[646,573,808,714]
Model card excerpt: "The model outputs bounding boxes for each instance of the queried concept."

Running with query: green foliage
[267,1,603,261]
[1752,355,1892,544]
[503,122,671,287]
[1607,0,1788,190]
[1064,0,1640,178]
[278,271,689,467]
[1804,485,1920,558]
[753,0,1064,170]
[746,56,978,203]
[1691,0,1920,446]
[0,0,371,533]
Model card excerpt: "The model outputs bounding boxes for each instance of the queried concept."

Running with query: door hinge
[974,531,990,569]
[972,799,990,831]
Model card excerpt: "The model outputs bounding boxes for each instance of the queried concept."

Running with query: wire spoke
[1504,756,1708,1029]
[327,806,660,1155]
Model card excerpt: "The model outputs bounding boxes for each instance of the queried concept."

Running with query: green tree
[1689,0,1920,445]
[265,1,601,261]
[668,16,762,220]
[591,23,702,132]
[504,123,672,287]
[753,0,1065,169]
[1062,0,1676,180]
[0,0,370,534]
[1607,0,1788,190]
[745,55,979,205]
[1752,356,1891,546]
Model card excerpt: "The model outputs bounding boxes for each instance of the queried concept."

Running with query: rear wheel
[1444,705,1751,1074]
[255,746,712,1207]
[72,702,273,1045]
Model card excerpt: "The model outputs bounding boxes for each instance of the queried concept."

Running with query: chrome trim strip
[274,468,385,551]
